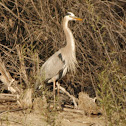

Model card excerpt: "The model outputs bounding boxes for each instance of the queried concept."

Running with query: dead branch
[0,58,21,94]
[0,93,17,102]
[63,107,84,114]
[56,82,78,108]
[0,57,32,108]
[0,108,26,115]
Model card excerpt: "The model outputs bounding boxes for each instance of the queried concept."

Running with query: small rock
[78,92,100,116]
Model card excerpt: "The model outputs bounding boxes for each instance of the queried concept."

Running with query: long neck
[62,17,77,73]
[63,17,75,52]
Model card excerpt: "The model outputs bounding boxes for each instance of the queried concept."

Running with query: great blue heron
[35,12,82,104]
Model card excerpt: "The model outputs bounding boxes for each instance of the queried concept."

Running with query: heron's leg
[53,79,56,107]
[57,82,60,97]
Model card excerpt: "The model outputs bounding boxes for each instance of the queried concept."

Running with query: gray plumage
[40,50,67,83]
[35,12,82,89]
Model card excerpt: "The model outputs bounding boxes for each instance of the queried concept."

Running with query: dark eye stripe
[66,12,71,16]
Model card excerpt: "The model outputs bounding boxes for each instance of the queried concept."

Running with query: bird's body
[35,12,82,104]
[40,49,67,83]
[39,12,81,83]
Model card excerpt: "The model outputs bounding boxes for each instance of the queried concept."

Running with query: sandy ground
[0,109,105,126]
[0,93,106,126]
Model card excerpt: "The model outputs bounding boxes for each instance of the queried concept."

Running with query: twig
[16,45,29,87]
[0,108,27,115]
[0,93,17,102]
[0,2,26,24]
[56,82,78,108]
[63,107,84,114]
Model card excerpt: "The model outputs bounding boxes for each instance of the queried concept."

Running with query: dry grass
[0,0,126,125]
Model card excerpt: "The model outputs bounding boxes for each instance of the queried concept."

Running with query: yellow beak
[74,17,83,21]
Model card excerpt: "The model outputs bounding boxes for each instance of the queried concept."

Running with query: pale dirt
[0,109,105,126]
[0,93,106,126]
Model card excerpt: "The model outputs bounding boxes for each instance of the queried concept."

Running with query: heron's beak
[74,17,82,21]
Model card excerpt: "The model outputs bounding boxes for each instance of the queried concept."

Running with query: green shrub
[97,61,126,125]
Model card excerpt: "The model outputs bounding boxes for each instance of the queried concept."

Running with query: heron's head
[65,12,82,21]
